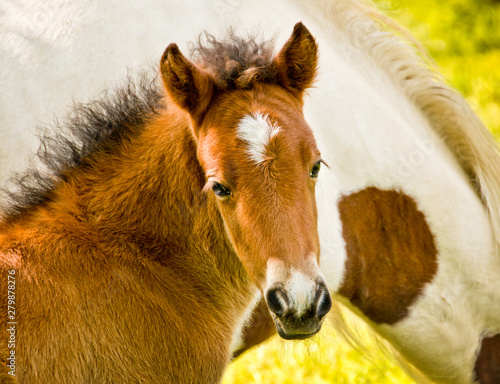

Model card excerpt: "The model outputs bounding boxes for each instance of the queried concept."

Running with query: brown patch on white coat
[475,334,500,384]
[337,187,438,325]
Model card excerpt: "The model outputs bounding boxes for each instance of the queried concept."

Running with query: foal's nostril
[266,288,290,317]
[316,285,332,319]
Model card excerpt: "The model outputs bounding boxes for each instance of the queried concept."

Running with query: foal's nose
[266,283,332,318]
[265,281,332,339]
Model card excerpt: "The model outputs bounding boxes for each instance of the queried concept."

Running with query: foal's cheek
[217,206,247,260]
[218,207,268,286]
[309,190,320,252]
[217,202,239,236]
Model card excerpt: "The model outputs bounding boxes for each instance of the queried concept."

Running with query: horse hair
[1,72,164,219]
[190,30,278,90]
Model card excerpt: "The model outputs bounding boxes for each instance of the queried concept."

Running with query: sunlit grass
[222,1,499,382]
[223,323,417,384]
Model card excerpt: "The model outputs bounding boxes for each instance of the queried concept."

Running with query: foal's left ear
[274,23,318,94]
[160,44,215,125]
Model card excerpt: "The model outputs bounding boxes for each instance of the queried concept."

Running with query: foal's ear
[274,23,318,94]
[160,44,215,125]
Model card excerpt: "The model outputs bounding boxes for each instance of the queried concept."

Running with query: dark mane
[190,30,278,89]
[1,72,164,218]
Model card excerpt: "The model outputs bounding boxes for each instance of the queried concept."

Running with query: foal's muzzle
[265,281,332,340]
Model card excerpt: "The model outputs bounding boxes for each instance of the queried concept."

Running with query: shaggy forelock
[190,30,278,90]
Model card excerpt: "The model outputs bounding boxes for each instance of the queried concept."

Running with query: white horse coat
[2,1,500,383]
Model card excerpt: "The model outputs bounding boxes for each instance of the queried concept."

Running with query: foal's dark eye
[212,182,231,198]
[310,161,322,178]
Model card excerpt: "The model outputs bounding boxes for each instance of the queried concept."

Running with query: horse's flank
[305,0,500,249]
[300,0,500,381]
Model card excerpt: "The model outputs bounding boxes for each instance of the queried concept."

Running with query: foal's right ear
[160,44,215,126]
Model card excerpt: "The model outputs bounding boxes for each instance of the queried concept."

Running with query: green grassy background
[376,0,500,137]
[223,0,500,383]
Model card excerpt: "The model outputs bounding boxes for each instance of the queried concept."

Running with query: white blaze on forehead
[237,113,280,164]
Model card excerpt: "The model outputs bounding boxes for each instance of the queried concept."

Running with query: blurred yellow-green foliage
[223,0,500,383]
[376,0,500,137]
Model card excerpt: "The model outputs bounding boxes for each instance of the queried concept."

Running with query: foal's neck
[33,104,250,295]
[82,107,210,239]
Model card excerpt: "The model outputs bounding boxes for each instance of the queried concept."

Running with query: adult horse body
[0,25,332,383]
[2,1,500,383]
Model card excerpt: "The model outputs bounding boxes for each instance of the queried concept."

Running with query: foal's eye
[212,182,231,198]
[310,161,322,178]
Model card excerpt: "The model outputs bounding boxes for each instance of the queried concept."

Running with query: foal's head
[160,23,331,339]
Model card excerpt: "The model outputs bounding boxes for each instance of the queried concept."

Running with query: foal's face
[160,22,332,339]
[197,84,331,339]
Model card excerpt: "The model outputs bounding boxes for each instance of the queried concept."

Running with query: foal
[0,23,331,383]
